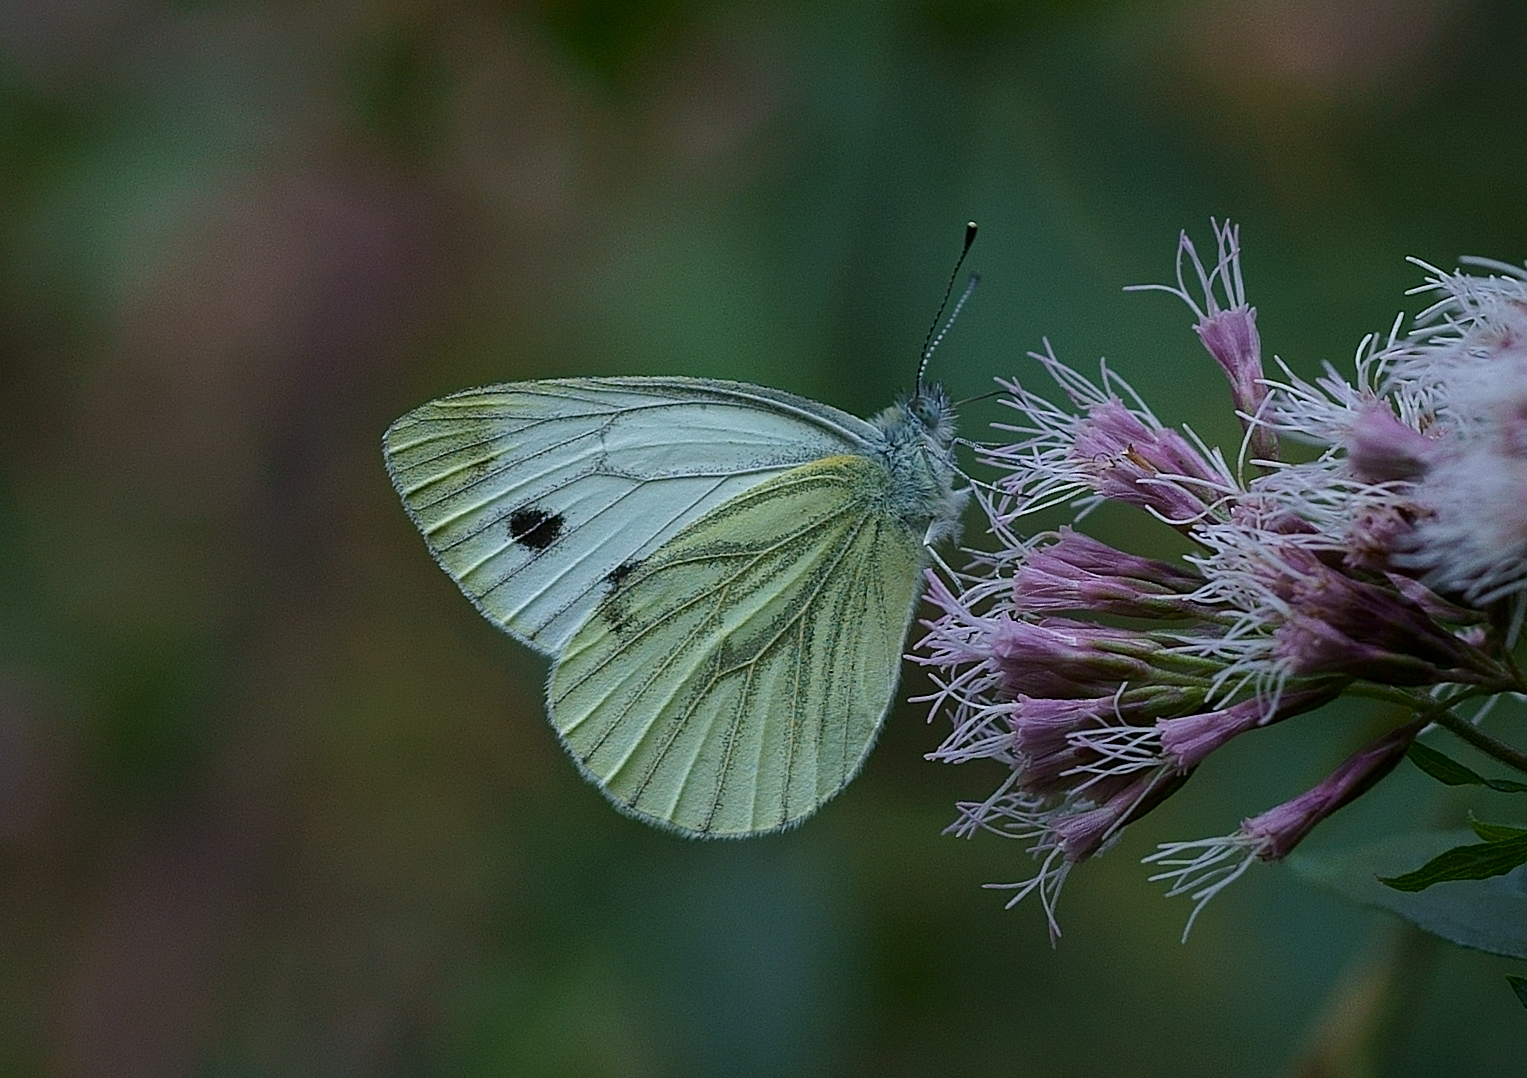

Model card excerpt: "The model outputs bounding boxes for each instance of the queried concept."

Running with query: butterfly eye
[907,390,953,435]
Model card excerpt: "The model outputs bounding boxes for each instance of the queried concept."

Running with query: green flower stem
[1430,708,1527,778]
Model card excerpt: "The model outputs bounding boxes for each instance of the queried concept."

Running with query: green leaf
[1474,777,1527,795]
[1378,832,1527,892]
[1469,817,1527,843]
[1407,741,1527,794]
[1509,975,1527,1010]
[1409,741,1488,784]
[1289,830,1527,960]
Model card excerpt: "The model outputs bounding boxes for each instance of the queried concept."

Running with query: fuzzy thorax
[872,383,968,544]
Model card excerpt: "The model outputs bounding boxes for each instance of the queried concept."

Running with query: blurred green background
[2,0,1525,1074]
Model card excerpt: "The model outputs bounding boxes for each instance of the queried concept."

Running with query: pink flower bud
[1072,400,1225,522]
[1242,719,1425,861]
[1196,304,1275,461]
[1342,506,1417,573]
[1266,547,1501,684]
[1344,402,1436,483]
[1009,695,1158,801]
[1013,528,1203,617]
[1053,771,1189,862]
[1156,686,1337,770]
[990,618,1158,699]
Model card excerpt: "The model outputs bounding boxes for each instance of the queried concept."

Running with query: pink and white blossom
[914,224,1526,937]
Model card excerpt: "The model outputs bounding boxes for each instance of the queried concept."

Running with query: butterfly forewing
[382,378,877,652]
[549,454,925,837]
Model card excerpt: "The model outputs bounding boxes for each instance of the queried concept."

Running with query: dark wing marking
[383,377,879,653]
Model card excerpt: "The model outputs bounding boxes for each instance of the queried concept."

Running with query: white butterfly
[384,376,967,837]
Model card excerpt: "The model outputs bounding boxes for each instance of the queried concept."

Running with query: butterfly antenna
[917,221,980,394]
[954,387,1005,408]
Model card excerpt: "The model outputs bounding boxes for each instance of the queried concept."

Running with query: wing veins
[777,611,808,830]
[552,492,858,706]
[475,378,876,443]
[628,642,733,824]
[834,519,882,785]
[402,382,868,480]
[463,470,734,603]
[692,640,765,834]
[710,512,873,681]
[411,429,605,521]
[584,607,727,779]
[533,467,861,640]
[485,476,734,626]
[562,486,868,790]
[390,417,591,475]
[619,509,875,825]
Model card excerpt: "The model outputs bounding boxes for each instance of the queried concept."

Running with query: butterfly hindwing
[382,378,879,653]
[548,454,926,837]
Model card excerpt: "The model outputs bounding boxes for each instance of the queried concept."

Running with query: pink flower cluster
[914,223,1523,937]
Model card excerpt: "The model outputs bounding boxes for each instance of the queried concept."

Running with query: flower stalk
[1427,708,1527,777]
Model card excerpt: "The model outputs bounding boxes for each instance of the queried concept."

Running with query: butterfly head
[871,384,966,544]
[905,383,958,446]
[877,383,958,453]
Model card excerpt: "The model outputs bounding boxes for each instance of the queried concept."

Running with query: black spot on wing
[601,559,642,633]
[507,506,563,551]
[606,559,640,589]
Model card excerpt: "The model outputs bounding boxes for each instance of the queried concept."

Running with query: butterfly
[383,229,977,838]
